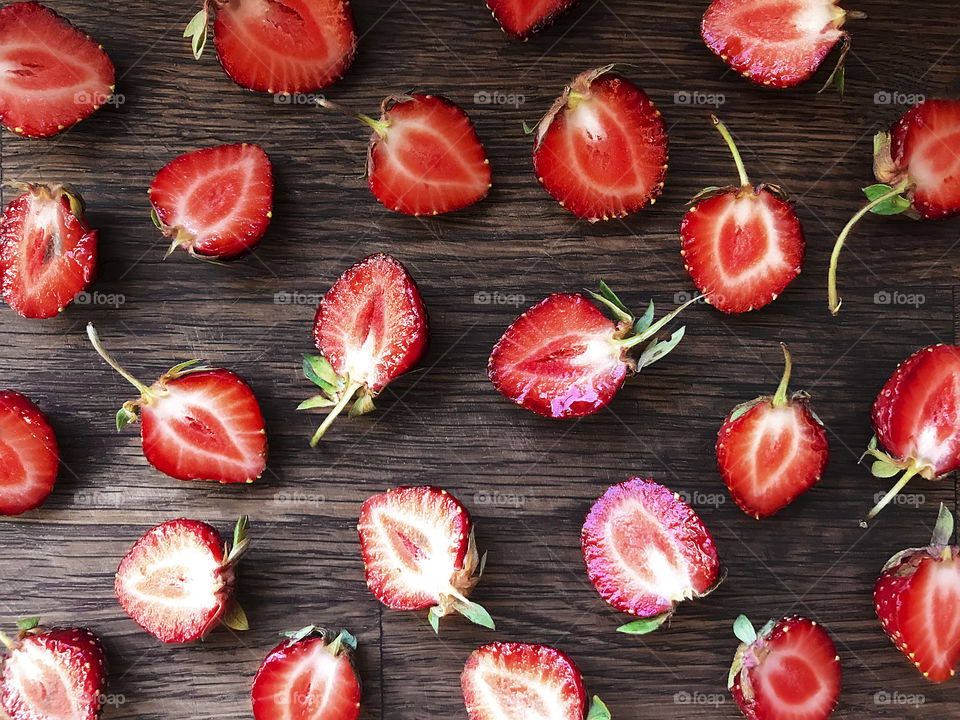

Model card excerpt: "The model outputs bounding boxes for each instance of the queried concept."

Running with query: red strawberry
[680,116,805,314]
[0,2,115,137]
[461,642,609,720]
[829,99,960,314]
[317,94,491,216]
[581,478,722,634]
[87,324,267,483]
[531,66,668,221]
[485,0,578,39]
[716,343,829,518]
[729,615,841,720]
[0,390,58,516]
[184,0,356,94]
[252,626,361,720]
[488,283,692,418]
[148,143,273,260]
[862,345,960,523]
[357,486,493,632]
[874,503,960,683]
[115,516,249,643]
[701,0,850,90]
[0,618,107,720]
[301,254,428,444]
[0,183,97,319]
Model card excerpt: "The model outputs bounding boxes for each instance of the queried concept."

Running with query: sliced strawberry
[357,486,493,632]
[0,183,97,319]
[729,615,841,720]
[301,254,428,444]
[0,2,114,137]
[0,618,107,720]
[485,0,578,39]
[0,390,58,516]
[115,517,249,643]
[532,66,668,221]
[148,143,273,260]
[87,324,267,484]
[716,344,829,518]
[252,627,361,720]
[701,0,848,89]
[581,478,721,633]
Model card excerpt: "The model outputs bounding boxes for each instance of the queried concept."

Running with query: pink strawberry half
[0,390,58,516]
[485,0,578,39]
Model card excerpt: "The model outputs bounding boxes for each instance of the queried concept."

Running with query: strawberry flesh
[0,390,58,516]
[485,0,578,39]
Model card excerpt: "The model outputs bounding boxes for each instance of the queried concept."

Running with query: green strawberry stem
[0,631,12,649]
[617,293,701,349]
[711,115,750,189]
[772,343,792,408]
[86,323,155,400]
[315,97,389,138]
[310,380,362,447]
[862,462,922,527]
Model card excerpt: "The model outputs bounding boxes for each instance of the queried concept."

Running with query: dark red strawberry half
[729,615,841,720]
[0,390,58,516]
[485,0,578,39]
[115,516,249,643]
[252,626,361,720]
[488,283,693,418]
[184,0,356,94]
[148,143,273,260]
[87,324,267,483]
[717,344,829,518]
[875,503,960,683]
[0,1,115,137]
[0,618,107,720]
[681,116,805,314]
[532,66,668,221]
[0,183,97,319]
[301,253,429,444]
[581,478,722,634]
[358,486,493,632]
[862,345,960,523]
[701,0,850,90]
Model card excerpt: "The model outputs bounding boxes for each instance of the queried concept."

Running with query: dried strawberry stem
[862,463,922,526]
[315,98,389,138]
[772,343,792,408]
[86,323,155,399]
[310,380,362,446]
[711,115,750,189]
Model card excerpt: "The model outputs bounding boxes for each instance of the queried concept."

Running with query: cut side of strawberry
[532,65,668,221]
[252,626,361,720]
[681,117,805,314]
[701,0,848,89]
[485,0,578,39]
[301,253,429,444]
[729,615,841,720]
[115,517,249,643]
[0,1,115,137]
[0,390,58,516]
[148,143,273,260]
[0,618,107,720]
[0,183,97,319]
[716,344,829,518]
[87,324,267,483]
[358,486,493,632]
[581,477,722,634]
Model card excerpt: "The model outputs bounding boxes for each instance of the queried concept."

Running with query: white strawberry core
[578,337,621,367]
[343,331,379,387]
[6,643,78,720]
[127,545,221,609]
[794,2,840,33]
[471,660,568,720]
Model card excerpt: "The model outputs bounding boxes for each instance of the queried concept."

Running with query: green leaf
[16,617,39,632]
[870,460,902,478]
[150,207,163,231]
[335,628,357,651]
[587,281,633,323]
[521,121,535,135]
[221,600,249,631]
[427,606,441,634]
[452,598,495,630]
[632,301,654,335]
[636,326,685,370]
[183,8,209,60]
[297,395,336,410]
[302,355,338,396]
[863,184,910,216]
[283,625,320,643]
[116,406,137,430]
[478,550,488,578]
[348,392,375,418]
[586,696,611,720]
[733,614,757,644]
[617,613,669,634]
[833,65,845,96]
[932,502,955,546]
[166,359,205,376]
[224,516,250,565]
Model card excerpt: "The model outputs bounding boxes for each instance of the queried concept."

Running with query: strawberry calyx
[617,562,727,635]
[727,614,776,695]
[282,626,358,656]
[183,1,215,60]
[0,617,42,650]
[315,96,392,140]
[880,503,956,575]
[859,434,934,526]
[149,207,227,265]
[220,515,251,632]
[427,530,494,633]
[586,696,612,720]
[299,354,375,447]
[6,182,88,228]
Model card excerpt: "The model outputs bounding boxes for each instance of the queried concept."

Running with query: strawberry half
[875,503,960,683]
[485,0,578,40]
[701,0,850,90]
[252,626,361,720]
[0,1,115,137]
[0,390,58,516]
[358,486,493,632]
[300,254,428,444]
[716,344,829,518]
[729,615,841,720]
[87,324,267,483]
[488,283,693,418]
[581,478,722,634]
[0,183,97,319]
[861,345,960,524]
[680,116,805,314]
[829,99,960,314]
[148,143,273,260]
[317,94,491,216]
[184,0,356,94]
[531,65,668,221]
[0,618,107,720]
[461,642,609,720]
[115,516,250,643]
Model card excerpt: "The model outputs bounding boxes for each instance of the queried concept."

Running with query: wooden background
[1,0,958,717]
